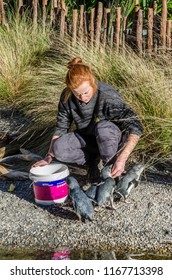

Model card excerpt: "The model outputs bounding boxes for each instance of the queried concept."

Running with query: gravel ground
[0,175,172,256]
[0,108,172,256]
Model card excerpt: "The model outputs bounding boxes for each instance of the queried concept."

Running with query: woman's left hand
[111,159,126,178]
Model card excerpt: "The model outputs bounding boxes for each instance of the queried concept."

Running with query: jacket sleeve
[53,92,72,137]
[107,93,143,137]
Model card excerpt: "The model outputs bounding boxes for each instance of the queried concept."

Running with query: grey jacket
[53,81,143,137]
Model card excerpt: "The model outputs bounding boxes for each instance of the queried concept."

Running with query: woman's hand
[111,134,140,178]
[32,155,53,168]
[111,159,126,178]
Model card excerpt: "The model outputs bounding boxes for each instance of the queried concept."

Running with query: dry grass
[0,18,172,162]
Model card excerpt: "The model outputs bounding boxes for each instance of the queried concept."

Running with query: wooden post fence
[0,1,171,54]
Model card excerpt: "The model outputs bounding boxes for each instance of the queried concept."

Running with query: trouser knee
[95,120,122,162]
[52,132,88,165]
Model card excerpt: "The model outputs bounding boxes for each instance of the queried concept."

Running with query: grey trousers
[53,120,122,165]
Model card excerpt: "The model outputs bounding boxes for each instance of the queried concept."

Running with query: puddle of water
[0,248,171,260]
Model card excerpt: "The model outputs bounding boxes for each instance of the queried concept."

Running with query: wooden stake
[95,2,103,49]
[147,8,153,55]
[53,0,58,8]
[114,6,121,51]
[50,0,54,25]
[0,0,7,25]
[72,9,78,46]
[90,8,95,48]
[103,8,110,48]
[32,0,38,30]
[42,0,47,33]
[132,3,140,36]
[135,0,139,5]
[166,20,171,49]
[79,5,84,44]
[122,16,127,50]
[160,0,167,49]
[153,1,157,16]
[59,0,68,39]
[18,0,23,14]
[84,12,88,47]
[136,9,143,55]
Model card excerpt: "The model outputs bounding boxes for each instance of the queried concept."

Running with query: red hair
[65,57,97,100]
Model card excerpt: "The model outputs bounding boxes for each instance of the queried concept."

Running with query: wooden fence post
[153,1,158,53]
[122,16,127,51]
[135,0,139,5]
[84,12,89,47]
[153,1,157,15]
[103,8,110,48]
[95,2,103,49]
[90,8,95,48]
[147,8,153,55]
[72,9,78,46]
[114,6,121,52]
[166,20,171,49]
[79,5,84,44]
[32,0,38,30]
[136,8,143,55]
[50,0,54,25]
[60,0,67,39]
[18,0,23,14]
[132,3,140,36]
[160,0,167,50]
[0,0,7,25]
[42,0,48,33]
[53,0,58,8]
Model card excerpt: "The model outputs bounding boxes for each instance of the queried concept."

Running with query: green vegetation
[0,15,51,105]
[0,15,172,163]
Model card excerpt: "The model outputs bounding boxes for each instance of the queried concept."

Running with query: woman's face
[72,81,95,103]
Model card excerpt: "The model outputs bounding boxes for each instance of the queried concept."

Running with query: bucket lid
[29,163,69,182]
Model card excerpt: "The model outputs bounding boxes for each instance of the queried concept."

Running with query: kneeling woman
[33,57,143,181]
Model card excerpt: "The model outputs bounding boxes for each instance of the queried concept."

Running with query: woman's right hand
[32,155,53,168]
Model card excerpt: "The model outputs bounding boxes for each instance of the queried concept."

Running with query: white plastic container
[29,163,69,205]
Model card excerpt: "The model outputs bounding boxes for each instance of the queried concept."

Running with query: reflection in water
[0,247,171,260]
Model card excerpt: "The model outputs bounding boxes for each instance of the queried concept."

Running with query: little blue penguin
[85,183,97,201]
[67,176,94,221]
[115,163,144,201]
[96,177,117,208]
[101,165,113,180]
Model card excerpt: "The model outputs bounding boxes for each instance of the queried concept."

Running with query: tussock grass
[0,15,51,105]
[0,16,172,163]
[20,37,172,162]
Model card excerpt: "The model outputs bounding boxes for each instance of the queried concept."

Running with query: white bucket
[29,163,69,206]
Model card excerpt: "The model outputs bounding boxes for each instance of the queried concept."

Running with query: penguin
[67,176,94,221]
[114,163,144,202]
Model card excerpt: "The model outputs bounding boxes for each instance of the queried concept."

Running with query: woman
[33,57,143,180]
